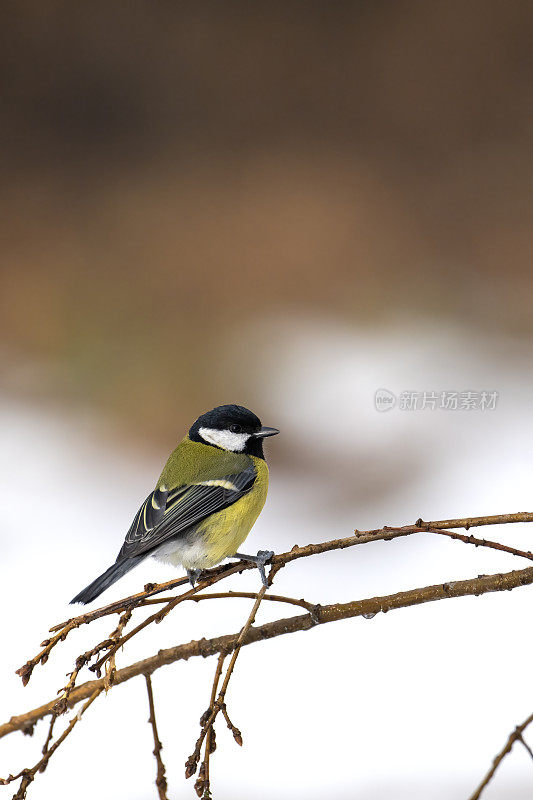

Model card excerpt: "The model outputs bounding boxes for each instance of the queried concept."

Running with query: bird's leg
[233,550,275,587]
[187,569,202,587]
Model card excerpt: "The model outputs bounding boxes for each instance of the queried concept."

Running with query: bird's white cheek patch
[198,427,250,452]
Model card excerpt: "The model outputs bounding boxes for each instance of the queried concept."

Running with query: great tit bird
[70,405,279,605]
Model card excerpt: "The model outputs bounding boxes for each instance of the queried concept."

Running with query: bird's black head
[189,404,279,458]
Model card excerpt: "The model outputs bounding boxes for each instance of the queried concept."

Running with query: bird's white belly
[152,537,211,570]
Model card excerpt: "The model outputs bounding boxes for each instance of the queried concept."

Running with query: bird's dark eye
[229,424,242,433]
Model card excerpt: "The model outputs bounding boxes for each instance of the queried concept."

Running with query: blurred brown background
[3,7,533,798]
[1,0,532,440]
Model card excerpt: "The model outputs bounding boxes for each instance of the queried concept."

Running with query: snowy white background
[2,320,533,799]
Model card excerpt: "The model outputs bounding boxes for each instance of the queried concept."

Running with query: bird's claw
[234,550,274,587]
[256,549,275,587]
[187,569,202,587]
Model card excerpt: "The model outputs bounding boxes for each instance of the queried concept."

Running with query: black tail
[70,556,143,605]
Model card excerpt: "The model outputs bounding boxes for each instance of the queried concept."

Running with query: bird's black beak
[253,426,280,439]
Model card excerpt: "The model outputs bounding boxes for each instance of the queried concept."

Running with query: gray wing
[116,464,256,560]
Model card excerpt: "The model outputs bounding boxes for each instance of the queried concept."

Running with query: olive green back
[158,436,253,489]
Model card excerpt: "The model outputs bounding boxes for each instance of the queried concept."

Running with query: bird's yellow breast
[197,455,269,567]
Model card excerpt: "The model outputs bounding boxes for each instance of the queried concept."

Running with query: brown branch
[5,511,533,799]
[49,511,533,633]
[285,511,533,564]
[47,512,533,634]
[468,710,533,800]
[144,675,168,800]
[14,509,522,690]
[416,512,533,531]
[28,511,533,685]
[5,562,533,740]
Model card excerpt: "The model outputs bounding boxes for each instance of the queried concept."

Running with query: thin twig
[21,565,244,684]
[15,621,77,687]
[194,653,226,798]
[186,585,269,782]
[53,633,120,716]
[0,689,102,797]
[104,609,133,689]
[50,564,242,631]
[469,710,533,800]
[144,675,169,800]
[203,654,226,797]
[39,714,57,764]
[88,567,251,677]
[189,590,317,612]
[518,733,533,762]
[427,527,533,562]
[220,704,242,747]
[53,587,315,621]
